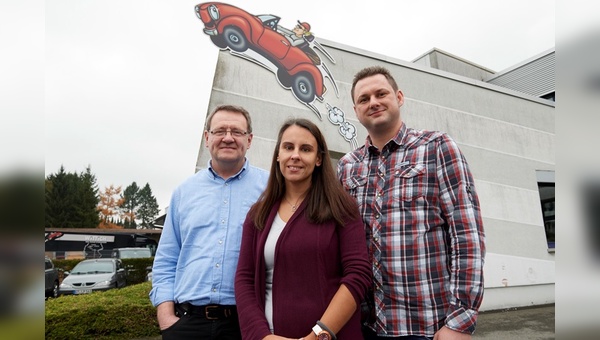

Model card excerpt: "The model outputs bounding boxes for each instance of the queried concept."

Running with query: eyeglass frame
[208,128,249,137]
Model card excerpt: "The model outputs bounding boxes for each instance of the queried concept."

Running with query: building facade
[195,39,555,312]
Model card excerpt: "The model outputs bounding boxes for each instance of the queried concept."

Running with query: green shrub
[53,258,84,273]
[122,258,154,284]
[45,282,160,340]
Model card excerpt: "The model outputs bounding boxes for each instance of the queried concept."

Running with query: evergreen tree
[78,166,100,228]
[121,182,140,229]
[45,165,100,228]
[137,183,159,229]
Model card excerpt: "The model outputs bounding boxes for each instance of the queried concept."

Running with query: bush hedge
[45,281,160,340]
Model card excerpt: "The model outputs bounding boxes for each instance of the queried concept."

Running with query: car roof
[114,247,148,250]
[80,258,117,262]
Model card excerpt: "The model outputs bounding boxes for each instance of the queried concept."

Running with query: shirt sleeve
[149,189,182,307]
[435,134,486,334]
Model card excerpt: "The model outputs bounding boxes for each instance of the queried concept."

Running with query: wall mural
[195,2,358,149]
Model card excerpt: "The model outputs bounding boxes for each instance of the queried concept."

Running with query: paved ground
[134,304,556,340]
[473,304,555,340]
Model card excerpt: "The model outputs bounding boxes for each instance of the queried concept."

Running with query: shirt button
[375,214,380,219]
[212,288,217,292]
[216,263,220,268]
[218,240,223,244]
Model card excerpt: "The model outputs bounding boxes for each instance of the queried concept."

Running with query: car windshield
[71,261,114,274]
[119,249,151,258]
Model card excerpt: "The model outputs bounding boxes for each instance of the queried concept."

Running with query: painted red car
[195,2,328,104]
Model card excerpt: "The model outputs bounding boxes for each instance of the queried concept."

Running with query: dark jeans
[161,304,241,340]
[362,326,433,340]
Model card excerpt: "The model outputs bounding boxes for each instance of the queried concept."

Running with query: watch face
[317,333,331,340]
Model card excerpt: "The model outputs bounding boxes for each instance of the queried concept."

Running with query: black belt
[175,303,237,320]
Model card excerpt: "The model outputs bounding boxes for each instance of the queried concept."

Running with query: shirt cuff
[149,287,174,308]
[445,306,479,334]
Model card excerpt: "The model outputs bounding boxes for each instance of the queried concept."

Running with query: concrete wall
[413,48,496,81]
[196,39,555,311]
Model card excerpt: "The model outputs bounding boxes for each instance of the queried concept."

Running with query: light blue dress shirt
[150,159,268,307]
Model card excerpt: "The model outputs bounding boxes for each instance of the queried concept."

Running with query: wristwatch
[312,323,332,340]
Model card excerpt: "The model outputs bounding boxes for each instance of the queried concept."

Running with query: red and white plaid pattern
[338,123,485,337]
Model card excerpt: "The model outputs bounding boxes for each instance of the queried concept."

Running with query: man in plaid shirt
[337,66,485,340]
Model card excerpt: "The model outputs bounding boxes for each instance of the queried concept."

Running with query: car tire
[210,35,227,49]
[223,26,248,52]
[291,72,316,103]
[51,280,59,299]
[276,69,292,88]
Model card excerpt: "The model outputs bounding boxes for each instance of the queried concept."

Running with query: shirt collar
[207,158,248,180]
[365,122,407,155]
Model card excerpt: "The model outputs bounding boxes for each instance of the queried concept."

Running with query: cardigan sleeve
[235,214,273,340]
[337,215,372,306]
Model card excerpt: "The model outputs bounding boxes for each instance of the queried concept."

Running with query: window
[537,170,555,251]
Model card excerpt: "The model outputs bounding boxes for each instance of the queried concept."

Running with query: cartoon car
[195,2,334,104]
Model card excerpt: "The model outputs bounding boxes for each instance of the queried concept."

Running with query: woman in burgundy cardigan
[235,118,371,340]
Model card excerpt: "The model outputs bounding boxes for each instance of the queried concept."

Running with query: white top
[264,213,287,332]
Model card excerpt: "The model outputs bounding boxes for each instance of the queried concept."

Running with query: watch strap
[316,321,337,340]
[312,323,323,336]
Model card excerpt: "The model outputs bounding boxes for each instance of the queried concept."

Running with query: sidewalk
[134,304,555,340]
[473,304,555,340]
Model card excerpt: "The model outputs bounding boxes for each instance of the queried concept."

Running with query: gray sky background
[36,0,556,211]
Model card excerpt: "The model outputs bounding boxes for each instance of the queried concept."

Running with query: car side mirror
[64,271,70,276]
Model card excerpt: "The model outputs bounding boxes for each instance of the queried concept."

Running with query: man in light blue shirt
[150,105,268,339]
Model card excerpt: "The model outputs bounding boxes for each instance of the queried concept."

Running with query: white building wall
[196,39,555,311]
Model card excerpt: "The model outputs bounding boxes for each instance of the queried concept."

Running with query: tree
[45,165,100,229]
[97,185,124,229]
[78,166,100,228]
[121,182,140,229]
[137,183,159,229]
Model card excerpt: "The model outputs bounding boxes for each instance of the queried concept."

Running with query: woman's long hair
[249,118,359,230]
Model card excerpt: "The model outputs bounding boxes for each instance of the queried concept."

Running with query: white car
[58,258,127,296]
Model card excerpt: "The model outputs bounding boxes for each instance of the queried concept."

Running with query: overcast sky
[38,0,557,212]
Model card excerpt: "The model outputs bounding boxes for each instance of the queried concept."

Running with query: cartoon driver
[284,21,321,65]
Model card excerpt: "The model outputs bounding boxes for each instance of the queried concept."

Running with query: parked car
[58,258,126,296]
[111,247,152,259]
[195,2,329,104]
[45,257,60,299]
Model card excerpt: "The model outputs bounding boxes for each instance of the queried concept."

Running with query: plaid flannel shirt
[337,123,485,337]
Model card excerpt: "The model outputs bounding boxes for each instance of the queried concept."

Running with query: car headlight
[208,5,219,21]
[94,280,113,289]
[59,283,72,289]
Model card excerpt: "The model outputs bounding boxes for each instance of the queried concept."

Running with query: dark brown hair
[249,118,360,230]
[350,66,399,103]
[204,104,253,133]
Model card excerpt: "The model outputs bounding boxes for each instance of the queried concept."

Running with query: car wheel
[223,26,248,52]
[291,73,316,103]
[51,280,59,298]
[210,35,227,49]
[276,69,292,88]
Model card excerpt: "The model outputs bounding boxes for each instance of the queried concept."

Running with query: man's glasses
[209,129,248,137]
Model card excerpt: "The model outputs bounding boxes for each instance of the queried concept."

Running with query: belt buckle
[205,305,219,320]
